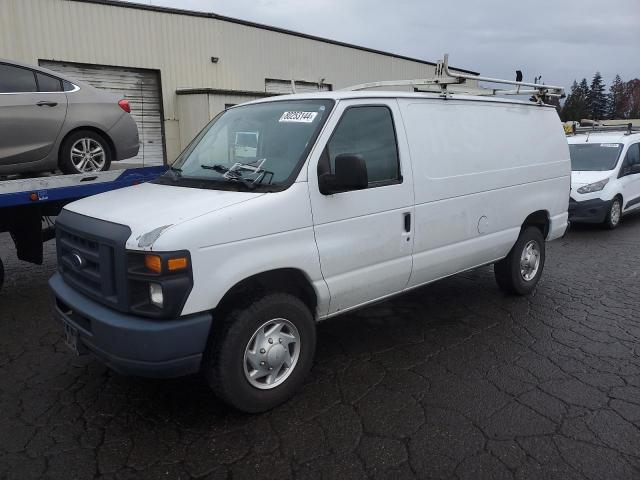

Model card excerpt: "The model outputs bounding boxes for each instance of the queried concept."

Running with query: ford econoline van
[50,89,570,412]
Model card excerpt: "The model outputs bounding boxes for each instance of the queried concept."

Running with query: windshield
[569,143,623,171]
[167,99,334,190]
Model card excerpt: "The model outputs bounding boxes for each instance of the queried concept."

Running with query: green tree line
[561,73,640,121]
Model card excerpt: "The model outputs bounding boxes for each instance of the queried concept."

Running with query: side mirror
[630,164,640,175]
[319,154,368,195]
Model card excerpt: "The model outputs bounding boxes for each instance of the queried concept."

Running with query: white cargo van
[50,62,570,412]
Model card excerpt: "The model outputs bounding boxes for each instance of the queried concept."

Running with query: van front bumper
[568,197,611,224]
[49,273,212,378]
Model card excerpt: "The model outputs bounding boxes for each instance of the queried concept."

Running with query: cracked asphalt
[1,216,640,480]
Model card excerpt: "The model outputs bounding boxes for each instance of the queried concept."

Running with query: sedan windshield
[167,99,334,190]
[569,143,623,171]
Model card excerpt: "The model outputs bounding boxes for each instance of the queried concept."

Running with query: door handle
[404,212,411,232]
[36,101,58,107]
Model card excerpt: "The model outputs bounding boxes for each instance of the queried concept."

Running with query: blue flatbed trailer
[0,165,165,290]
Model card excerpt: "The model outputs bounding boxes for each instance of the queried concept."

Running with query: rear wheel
[494,226,545,295]
[59,130,111,174]
[603,197,622,230]
[0,257,4,292]
[203,293,316,413]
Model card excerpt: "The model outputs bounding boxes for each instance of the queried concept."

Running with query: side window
[621,144,640,176]
[62,80,76,92]
[325,106,400,185]
[35,72,62,92]
[0,63,37,93]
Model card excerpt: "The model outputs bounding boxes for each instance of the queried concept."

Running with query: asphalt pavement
[1,217,639,479]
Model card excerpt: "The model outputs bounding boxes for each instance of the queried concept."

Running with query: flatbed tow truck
[0,165,165,291]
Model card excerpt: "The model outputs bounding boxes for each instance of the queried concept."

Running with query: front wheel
[203,293,316,413]
[603,197,622,230]
[494,227,545,295]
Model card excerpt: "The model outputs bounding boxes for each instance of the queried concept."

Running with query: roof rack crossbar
[343,54,565,101]
[568,123,640,135]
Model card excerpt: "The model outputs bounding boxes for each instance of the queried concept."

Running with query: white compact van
[568,127,640,229]
[50,90,570,411]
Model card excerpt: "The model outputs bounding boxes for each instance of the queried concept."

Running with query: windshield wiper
[201,164,256,190]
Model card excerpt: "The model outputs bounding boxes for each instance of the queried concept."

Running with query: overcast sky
[126,0,639,91]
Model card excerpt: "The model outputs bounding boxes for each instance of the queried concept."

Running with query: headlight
[127,250,193,319]
[577,179,609,194]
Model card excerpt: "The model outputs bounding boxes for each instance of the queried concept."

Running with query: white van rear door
[308,99,414,316]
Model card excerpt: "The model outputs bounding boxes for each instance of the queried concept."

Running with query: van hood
[64,182,264,247]
[571,170,612,186]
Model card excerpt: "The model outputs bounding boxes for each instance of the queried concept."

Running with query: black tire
[203,293,316,413]
[59,130,112,174]
[603,197,622,230]
[494,226,545,295]
[0,257,4,292]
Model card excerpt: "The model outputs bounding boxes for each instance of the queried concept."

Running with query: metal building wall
[0,0,474,161]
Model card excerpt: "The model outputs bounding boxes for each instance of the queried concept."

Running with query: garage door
[39,60,164,166]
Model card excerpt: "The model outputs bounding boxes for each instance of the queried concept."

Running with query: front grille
[58,229,117,302]
[56,210,131,311]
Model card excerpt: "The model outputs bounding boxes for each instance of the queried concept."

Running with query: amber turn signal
[144,254,162,274]
[167,257,188,271]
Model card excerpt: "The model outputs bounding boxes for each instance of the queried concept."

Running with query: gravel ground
[1,217,639,480]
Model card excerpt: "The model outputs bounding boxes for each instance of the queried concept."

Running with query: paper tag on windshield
[600,143,619,147]
[279,111,318,123]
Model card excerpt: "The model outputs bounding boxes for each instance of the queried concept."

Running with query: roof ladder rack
[568,122,640,136]
[343,54,565,103]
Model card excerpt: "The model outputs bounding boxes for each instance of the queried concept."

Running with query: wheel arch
[613,192,624,207]
[521,210,550,238]
[214,268,319,318]
[57,126,116,164]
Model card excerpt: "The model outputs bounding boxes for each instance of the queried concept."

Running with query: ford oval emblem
[71,253,85,269]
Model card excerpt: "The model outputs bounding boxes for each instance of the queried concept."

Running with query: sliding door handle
[404,212,411,232]
[36,101,58,107]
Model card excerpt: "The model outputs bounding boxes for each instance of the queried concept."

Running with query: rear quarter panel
[398,98,569,286]
[63,85,124,135]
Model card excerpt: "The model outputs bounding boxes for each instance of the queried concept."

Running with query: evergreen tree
[608,74,625,119]
[561,80,580,121]
[561,79,590,121]
[624,79,640,119]
[588,72,607,120]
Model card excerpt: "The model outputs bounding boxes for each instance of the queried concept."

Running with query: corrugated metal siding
[265,79,331,94]
[40,60,164,165]
[1,0,475,161]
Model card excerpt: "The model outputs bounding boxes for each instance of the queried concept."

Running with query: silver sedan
[0,59,139,175]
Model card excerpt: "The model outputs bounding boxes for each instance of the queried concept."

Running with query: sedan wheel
[70,138,106,172]
[59,130,112,174]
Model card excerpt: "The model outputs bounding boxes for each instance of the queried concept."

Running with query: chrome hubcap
[70,138,105,172]
[610,200,621,225]
[243,319,300,390]
[520,240,541,281]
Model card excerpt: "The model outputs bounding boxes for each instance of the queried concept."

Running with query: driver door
[619,143,640,212]
[308,99,414,316]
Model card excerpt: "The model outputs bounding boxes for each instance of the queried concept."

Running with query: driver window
[621,144,640,176]
[323,106,401,186]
